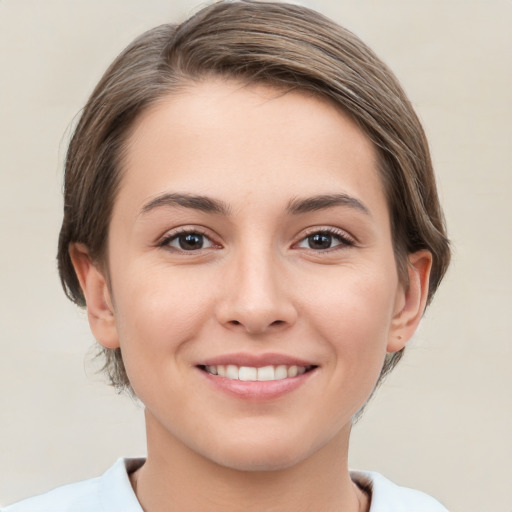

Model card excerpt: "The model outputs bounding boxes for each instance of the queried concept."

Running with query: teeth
[206,365,218,375]
[204,364,311,381]
[275,365,288,380]
[257,365,275,381]
[239,366,257,381]
[226,365,238,379]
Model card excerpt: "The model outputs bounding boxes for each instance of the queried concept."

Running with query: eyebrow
[286,194,370,216]
[140,193,231,216]
[140,192,369,217]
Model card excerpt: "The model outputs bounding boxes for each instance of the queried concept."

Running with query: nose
[214,247,298,335]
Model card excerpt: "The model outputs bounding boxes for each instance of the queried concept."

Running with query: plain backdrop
[1,1,510,511]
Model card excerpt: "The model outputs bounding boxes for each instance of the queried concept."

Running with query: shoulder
[350,470,449,512]
[2,475,103,512]
[2,459,144,512]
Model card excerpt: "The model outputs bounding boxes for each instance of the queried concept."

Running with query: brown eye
[179,233,204,250]
[165,232,213,251]
[296,230,354,251]
[307,233,333,250]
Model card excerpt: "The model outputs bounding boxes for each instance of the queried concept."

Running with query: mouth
[196,355,318,400]
[198,364,317,382]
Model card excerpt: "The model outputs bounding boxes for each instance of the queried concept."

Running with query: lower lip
[198,368,316,401]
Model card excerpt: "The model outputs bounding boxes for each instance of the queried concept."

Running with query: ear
[69,243,120,349]
[387,250,432,353]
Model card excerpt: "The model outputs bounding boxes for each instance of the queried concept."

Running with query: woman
[4,1,450,511]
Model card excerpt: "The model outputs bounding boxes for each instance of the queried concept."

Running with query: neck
[132,411,368,512]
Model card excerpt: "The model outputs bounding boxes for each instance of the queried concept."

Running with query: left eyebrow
[286,194,370,216]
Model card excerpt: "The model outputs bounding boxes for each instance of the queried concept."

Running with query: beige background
[1,1,510,510]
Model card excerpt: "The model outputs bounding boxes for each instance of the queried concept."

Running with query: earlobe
[69,243,120,349]
[387,250,432,353]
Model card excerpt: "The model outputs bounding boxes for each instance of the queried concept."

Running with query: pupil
[179,233,203,250]
[309,233,332,249]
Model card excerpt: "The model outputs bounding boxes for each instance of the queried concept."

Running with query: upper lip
[197,352,317,368]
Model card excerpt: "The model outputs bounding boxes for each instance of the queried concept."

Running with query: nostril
[223,315,293,334]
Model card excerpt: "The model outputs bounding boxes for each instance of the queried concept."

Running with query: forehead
[117,79,387,221]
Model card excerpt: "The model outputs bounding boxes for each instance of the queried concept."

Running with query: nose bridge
[216,239,296,333]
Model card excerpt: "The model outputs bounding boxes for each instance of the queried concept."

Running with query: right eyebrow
[140,193,232,217]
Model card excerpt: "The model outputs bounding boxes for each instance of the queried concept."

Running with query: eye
[162,230,215,251]
[296,229,354,251]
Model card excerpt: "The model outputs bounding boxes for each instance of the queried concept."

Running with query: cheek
[303,265,398,367]
[111,265,215,367]
[110,268,217,416]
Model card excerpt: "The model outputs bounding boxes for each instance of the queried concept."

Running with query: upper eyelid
[292,229,356,254]
[296,226,356,243]
[158,226,218,246]
[160,225,213,237]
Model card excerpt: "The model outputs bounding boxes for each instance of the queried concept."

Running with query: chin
[200,434,318,472]
[216,450,306,472]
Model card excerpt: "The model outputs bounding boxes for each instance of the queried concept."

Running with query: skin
[71,80,431,512]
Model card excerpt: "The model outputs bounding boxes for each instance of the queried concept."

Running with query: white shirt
[2,458,449,511]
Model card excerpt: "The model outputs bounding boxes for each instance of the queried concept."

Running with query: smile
[201,364,315,381]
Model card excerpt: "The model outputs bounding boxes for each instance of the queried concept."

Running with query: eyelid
[157,226,222,251]
[156,225,356,253]
[293,226,356,250]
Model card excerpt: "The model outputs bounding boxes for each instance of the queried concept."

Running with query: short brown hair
[57,0,450,393]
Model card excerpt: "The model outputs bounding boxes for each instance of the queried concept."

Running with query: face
[76,80,428,471]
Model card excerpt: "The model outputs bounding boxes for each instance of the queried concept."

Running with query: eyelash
[159,227,217,252]
[295,227,356,251]
[158,227,355,253]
